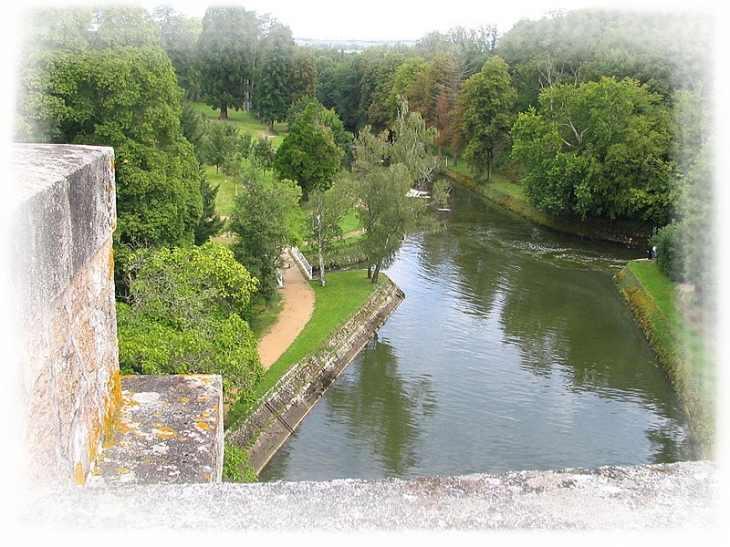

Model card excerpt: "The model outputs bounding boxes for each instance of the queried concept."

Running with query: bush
[650,223,682,281]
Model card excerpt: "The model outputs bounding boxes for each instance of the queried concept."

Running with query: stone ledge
[88,375,224,486]
[17,461,717,532]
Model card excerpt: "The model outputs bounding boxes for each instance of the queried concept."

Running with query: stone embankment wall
[11,144,120,487]
[227,279,405,473]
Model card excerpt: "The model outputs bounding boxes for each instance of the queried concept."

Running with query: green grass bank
[613,261,715,458]
[227,268,384,428]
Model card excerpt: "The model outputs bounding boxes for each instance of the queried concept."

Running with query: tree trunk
[367,264,372,279]
[371,262,381,284]
[219,104,229,120]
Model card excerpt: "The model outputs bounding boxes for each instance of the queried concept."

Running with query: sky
[137,0,720,41]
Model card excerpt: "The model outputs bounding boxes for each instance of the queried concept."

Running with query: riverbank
[614,260,715,457]
[226,275,405,475]
[443,168,655,247]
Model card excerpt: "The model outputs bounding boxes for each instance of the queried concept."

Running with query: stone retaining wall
[226,278,405,473]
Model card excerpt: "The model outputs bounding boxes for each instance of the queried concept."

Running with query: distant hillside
[295,37,417,51]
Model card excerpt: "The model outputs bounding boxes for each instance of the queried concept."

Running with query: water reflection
[324,335,436,477]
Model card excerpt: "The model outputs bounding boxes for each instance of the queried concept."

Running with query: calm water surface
[261,187,693,482]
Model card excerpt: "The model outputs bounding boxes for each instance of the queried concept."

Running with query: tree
[201,120,248,173]
[229,172,303,302]
[197,5,261,119]
[249,135,275,171]
[289,49,318,104]
[194,171,225,245]
[457,56,517,180]
[254,22,296,130]
[511,76,674,223]
[154,6,203,100]
[16,46,203,248]
[352,102,436,283]
[273,100,345,198]
[117,243,263,399]
[307,178,354,287]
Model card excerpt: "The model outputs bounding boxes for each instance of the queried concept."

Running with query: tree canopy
[511,76,673,224]
[16,45,202,248]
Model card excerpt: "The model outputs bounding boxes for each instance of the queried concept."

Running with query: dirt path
[257,251,315,369]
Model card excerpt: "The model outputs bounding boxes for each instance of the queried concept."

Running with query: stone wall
[11,144,119,487]
[227,279,405,473]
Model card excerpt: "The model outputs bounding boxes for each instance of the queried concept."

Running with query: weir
[7,143,718,534]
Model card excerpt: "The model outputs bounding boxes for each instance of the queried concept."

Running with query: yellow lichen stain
[74,462,86,486]
[197,396,208,402]
[118,467,130,474]
[195,422,210,431]
[156,426,177,439]
[110,154,115,172]
[180,397,190,403]
[200,377,213,383]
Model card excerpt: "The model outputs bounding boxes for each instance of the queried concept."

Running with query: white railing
[289,246,313,281]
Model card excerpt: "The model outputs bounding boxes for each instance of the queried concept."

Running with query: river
[260,186,694,482]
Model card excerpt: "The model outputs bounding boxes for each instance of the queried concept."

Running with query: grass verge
[227,268,382,426]
[614,260,715,457]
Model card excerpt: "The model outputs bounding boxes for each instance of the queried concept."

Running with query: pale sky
[137,0,720,40]
[9,0,726,41]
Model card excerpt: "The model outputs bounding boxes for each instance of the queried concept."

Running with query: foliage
[222,443,258,482]
[16,45,203,248]
[457,56,517,180]
[229,170,303,302]
[273,99,345,197]
[194,171,225,245]
[511,77,674,224]
[117,243,263,399]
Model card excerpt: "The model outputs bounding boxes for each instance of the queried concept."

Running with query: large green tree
[197,5,261,119]
[352,102,436,283]
[254,22,296,130]
[16,45,203,248]
[229,172,303,302]
[457,56,516,180]
[273,100,345,198]
[511,76,674,223]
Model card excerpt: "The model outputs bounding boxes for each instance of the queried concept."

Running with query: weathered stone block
[89,375,224,486]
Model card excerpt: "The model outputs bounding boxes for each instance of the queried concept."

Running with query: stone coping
[88,374,224,486]
[17,461,718,533]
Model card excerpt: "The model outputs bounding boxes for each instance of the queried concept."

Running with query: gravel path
[256,251,315,369]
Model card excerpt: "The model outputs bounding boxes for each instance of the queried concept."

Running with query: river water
[260,187,694,482]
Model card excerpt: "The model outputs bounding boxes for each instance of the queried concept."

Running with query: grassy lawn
[188,101,287,147]
[227,269,381,425]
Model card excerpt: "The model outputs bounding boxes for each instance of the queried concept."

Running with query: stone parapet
[11,144,119,487]
[89,375,224,486]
